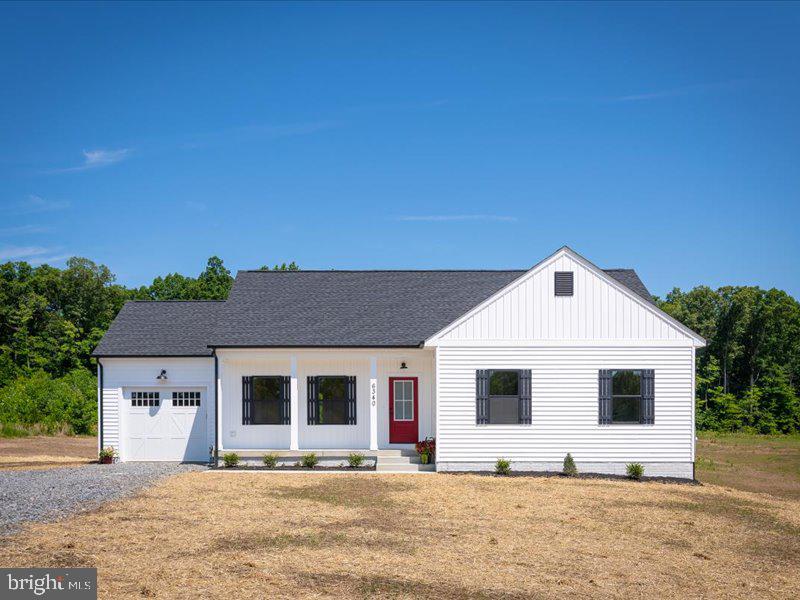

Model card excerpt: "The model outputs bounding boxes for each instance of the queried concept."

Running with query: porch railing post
[369,356,378,451]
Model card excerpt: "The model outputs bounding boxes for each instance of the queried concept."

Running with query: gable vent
[554,271,574,296]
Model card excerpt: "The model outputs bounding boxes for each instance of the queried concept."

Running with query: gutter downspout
[213,350,219,467]
[97,361,104,451]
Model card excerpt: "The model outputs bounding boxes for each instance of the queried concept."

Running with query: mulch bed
[445,470,700,485]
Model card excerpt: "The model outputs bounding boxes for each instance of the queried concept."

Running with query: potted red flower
[415,437,436,464]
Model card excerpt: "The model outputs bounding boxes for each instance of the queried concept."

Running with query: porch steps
[375,449,435,472]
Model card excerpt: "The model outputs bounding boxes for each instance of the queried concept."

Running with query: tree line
[659,286,800,433]
[0,256,798,435]
[0,257,295,435]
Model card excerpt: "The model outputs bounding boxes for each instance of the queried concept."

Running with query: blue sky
[1,2,799,298]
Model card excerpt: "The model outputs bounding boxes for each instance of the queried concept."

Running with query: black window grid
[172,391,201,407]
[131,391,160,407]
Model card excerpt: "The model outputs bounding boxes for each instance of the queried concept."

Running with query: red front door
[389,377,418,444]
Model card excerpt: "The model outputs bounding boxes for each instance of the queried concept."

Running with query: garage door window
[131,392,160,407]
[173,391,201,407]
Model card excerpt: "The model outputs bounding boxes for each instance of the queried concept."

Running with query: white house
[93,246,705,478]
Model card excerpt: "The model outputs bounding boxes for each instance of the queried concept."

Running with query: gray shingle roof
[210,270,526,347]
[93,267,655,355]
[603,269,654,304]
[92,301,223,357]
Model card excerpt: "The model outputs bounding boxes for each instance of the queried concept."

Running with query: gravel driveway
[0,462,205,536]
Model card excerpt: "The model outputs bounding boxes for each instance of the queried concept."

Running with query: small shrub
[495,458,511,475]
[562,453,578,477]
[348,452,365,468]
[626,462,644,480]
[301,452,318,469]
[262,453,278,468]
[98,446,116,463]
[222,452,239,468]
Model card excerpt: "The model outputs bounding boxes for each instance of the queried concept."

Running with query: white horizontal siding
[100,385,120,452]
[436,345,693,463]
[438,253,691,342]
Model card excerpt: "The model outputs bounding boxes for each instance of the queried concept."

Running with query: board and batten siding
[99,357,215,459]
[436,253,691,342]
[435,345,694,471]
[218,349,435,450]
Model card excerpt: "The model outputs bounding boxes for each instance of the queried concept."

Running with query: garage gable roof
[92,301,223,357]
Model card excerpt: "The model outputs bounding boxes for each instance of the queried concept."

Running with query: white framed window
[393,379,414,421]
[131,391,160,407]
[172,391,201,407]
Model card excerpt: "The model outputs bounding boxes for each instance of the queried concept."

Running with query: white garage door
[125,388,207,461]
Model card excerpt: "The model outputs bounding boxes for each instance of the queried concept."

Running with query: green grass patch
[0,422,31,437]
[696,432,800,500]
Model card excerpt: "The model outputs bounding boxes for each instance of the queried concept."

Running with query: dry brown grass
[0,435,95,470]
[1,472,798,599]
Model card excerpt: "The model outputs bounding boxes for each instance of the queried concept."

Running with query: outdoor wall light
[400,362,408,370]
[156,369,168,381]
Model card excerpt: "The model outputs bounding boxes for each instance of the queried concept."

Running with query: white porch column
[290,356,299,450]
[216,357,224,453]
[369,356,378,450]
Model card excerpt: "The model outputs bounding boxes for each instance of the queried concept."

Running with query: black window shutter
[518,369,532,424]
[281,376,291,425]
[640,369,655,424]
[476,370,489,424]
[307,376,317,425]
[242,376,252,425]
[598,370,612,425]
[346,376,357,425]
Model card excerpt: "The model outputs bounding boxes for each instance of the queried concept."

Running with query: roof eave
[208,343,426,349]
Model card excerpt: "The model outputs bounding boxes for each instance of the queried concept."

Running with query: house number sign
[370,380,377,406]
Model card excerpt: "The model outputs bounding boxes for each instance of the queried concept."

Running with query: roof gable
[425,247,705,346]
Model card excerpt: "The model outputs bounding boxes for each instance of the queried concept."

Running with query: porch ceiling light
[156,369,168,381]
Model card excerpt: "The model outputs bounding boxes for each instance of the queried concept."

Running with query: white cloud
[27,253,72,266]
[83,148,130,167]
[0,224,52,236]
[396,214,518,222]
[605,80,749,103]
[0,245,50,261]
[47,148,131,173]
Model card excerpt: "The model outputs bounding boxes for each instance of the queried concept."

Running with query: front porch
[214,348,436,455]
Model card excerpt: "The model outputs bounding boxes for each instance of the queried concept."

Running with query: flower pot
[100,456,113,464]
[420,453,430,464]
